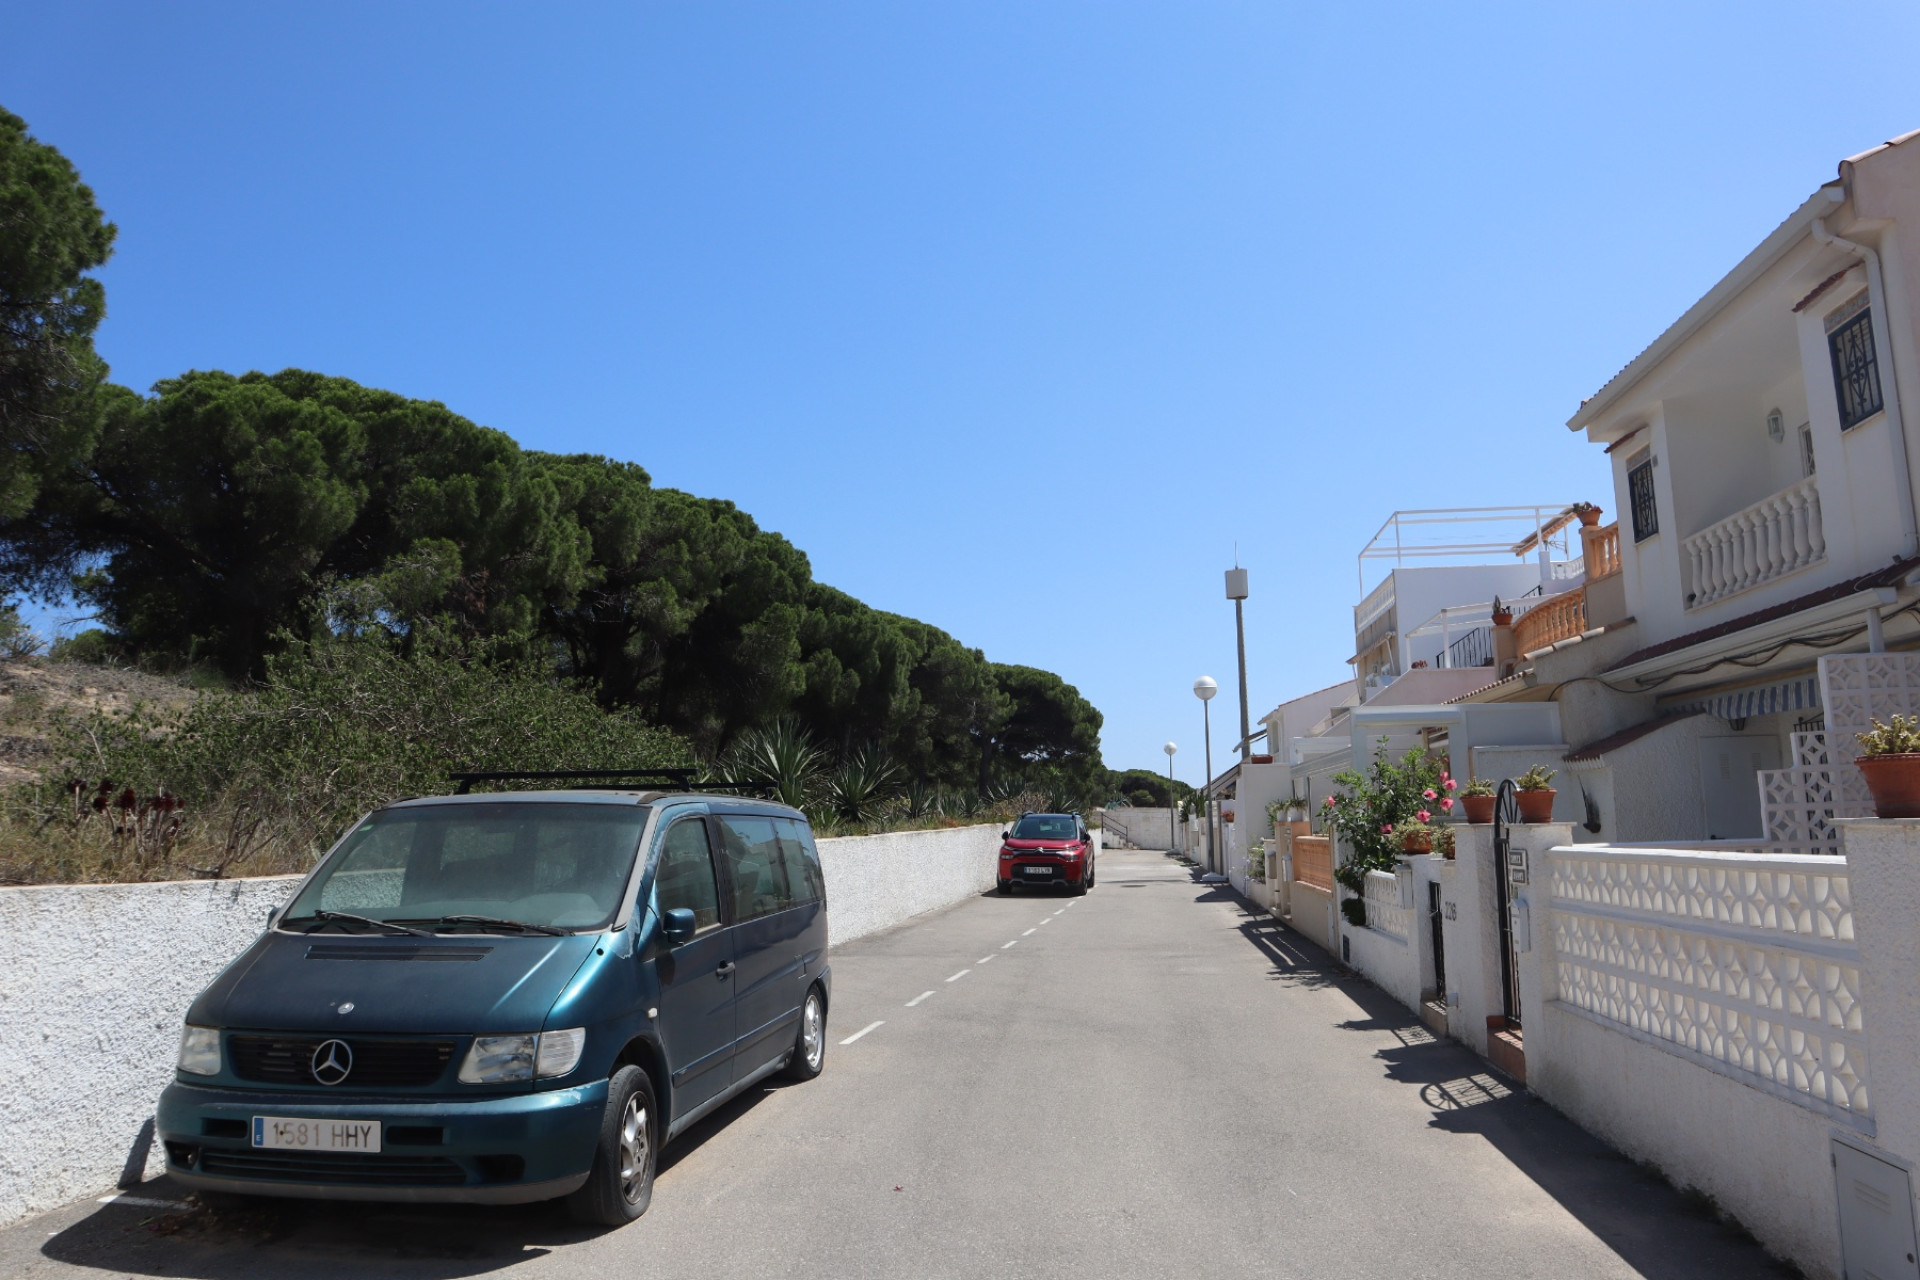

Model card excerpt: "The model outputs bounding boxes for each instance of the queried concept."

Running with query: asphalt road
[2,847,1792,1279]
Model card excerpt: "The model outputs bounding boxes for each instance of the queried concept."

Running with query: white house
[1532,128,1920,844]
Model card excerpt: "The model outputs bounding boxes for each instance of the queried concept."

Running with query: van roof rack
[448,769,773,797]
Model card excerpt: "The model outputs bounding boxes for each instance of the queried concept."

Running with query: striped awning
[1664,671,1821,722]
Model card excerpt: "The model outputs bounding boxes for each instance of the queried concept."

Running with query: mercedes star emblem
[310,1038,354,1086]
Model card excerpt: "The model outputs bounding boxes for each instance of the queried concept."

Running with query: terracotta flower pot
[1461,793,1496,824]
[1857,754,1920,819]
[1491,611,1513,627]
[1577,507,1602,527]
[1401,831,1433,855]
[1515,788,1556,823]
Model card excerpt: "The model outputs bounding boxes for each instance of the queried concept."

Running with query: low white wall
[1097,807,1172,849]
[0,821,1004,1227]
[816,823,1002,945]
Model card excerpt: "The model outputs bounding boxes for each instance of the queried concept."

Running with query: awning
[1661,670,1820,722]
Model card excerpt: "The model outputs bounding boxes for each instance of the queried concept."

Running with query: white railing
[1682,476,1825,609]
[1363,869,1411,942]
[1547,845,1868,1122]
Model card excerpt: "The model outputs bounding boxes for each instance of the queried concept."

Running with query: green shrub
[1,629,691,883]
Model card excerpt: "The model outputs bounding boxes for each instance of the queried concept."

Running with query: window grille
[1798,422,1816,477]
[1828,305,1883,430]
[1627,451,1658,542]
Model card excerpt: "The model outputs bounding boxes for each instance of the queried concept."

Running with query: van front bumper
[157,1078,608,1204]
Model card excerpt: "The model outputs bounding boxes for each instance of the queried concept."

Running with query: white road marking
[1039,917,1052,925]
[978,954,995,964]
[840,1021,884,1044]
[1022,928,1037,936]
[946,969,971,982]
[1052,909,1065,916]
[1001,940,1017,949]
[97,1195,191,1210]
[906,991,935,1007]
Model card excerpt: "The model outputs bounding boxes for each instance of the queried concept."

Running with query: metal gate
[1491,778,1523,1028]
[1427,880,1447,1003]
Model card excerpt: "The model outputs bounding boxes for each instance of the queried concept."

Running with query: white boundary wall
[0,821,1005,1227]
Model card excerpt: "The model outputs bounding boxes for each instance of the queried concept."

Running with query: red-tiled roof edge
[1603,555,1920,675]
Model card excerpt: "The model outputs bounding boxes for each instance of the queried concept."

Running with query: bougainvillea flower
[1416,809,1432,823]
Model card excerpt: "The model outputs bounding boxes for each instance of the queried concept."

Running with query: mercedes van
[156,777,829,1225]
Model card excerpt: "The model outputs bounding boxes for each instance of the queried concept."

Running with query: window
[718,815,796,922]
[287,802,650,931]
[1798,422,1816,478]
[1827,295,1884,430]
[1011,814,1078,839]
[774,818,824,904]
[654,817,721,932]
[1626,450,1658,542]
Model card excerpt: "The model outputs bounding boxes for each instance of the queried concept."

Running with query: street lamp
[1194,676,1217,872]
[1226,567,1251,763]
[1163,741,1178,852]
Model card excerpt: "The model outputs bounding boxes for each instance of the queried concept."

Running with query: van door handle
[715,961,735,979]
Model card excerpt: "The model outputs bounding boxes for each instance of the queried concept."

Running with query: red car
[997,812,1095,895]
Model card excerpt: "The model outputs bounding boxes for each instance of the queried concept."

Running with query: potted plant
[1266,798,1286,841]
[1573,501,1603,527]
[1856,714,1920,818]
[1399,820,1436,855]
[1460,778,1497,824]
[1435,825,1456,860]
[1515,764,1557,822]
[1287,796,1311,835]
[1490,595,1513,627]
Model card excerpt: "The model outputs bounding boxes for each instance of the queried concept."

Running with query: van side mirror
[662,908,697,945]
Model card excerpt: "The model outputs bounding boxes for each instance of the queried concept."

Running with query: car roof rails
[447,769,774,797]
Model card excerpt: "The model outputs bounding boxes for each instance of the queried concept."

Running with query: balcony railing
[1683,476,1825,609]
[1513,586,1587,654]
[1583,522,1621,581]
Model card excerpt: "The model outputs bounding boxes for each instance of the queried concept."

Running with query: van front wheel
[567,1066,657,1226]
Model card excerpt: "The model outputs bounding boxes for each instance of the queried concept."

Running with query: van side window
[775,818,824,904]
[654,818,721,932]
[717,815,795,921]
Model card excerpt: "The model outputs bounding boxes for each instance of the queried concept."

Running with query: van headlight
[178,1025,221,1076]
[458,1029,586,1084]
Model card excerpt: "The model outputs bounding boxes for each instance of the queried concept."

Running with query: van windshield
[282,802,651,933]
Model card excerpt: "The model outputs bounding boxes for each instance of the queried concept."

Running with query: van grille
[198,1147,466,1187]
[227,1036,455,1087]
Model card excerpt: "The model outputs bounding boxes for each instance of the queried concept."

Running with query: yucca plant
[824,744,900,825]
[723,717,826,809]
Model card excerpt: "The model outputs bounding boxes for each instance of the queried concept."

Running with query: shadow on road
[35,1082,788,1278]
[1203,885,1798,1278]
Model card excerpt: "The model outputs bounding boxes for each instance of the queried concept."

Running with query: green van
[156,778,830,1225]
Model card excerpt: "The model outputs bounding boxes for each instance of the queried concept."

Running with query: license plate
[1024,867,1052,876]
[252,1116,382,1152]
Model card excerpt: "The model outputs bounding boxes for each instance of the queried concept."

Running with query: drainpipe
[1811,215,1920,559]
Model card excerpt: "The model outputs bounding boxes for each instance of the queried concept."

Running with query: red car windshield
[1011,815,1077,840]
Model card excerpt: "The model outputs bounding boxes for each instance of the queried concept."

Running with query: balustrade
[1682,477,1825,609]
[1512,586,1586,654]
[1582,521,1621,581]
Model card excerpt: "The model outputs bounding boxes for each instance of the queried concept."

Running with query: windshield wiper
[290,910,432,938]
[428,914,567,937]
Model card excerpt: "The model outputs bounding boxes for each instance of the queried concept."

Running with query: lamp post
[1163,741,1178,852]
[1193,676,1217,873]
[1226,567,1251,763]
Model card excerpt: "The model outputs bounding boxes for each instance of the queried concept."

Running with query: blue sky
[7,2,1920,782]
